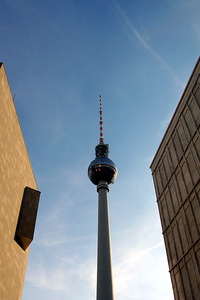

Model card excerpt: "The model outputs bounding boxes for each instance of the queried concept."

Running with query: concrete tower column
[88,96,118,300]
[96,181,113,300]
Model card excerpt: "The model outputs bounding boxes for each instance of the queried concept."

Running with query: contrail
[115,242,163,271]
[111,0,184,88]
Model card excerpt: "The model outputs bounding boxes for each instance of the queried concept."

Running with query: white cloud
[36,236,67,247]
[113,242,173,300]
[25,255,96,299]
[36,231,96,248]
[115,242,163,272]
[26,266,68,291]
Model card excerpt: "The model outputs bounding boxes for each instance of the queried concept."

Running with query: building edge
[0,63,39,189]
[150,56,200,171]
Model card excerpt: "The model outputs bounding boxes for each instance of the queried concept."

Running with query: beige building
[150,57,200,300]
[0,63,40,300]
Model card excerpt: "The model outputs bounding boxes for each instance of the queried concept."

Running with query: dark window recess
[15,186,41,251]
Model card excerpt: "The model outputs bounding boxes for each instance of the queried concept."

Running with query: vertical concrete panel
[169,180,179,214]
[184,108,196,137]
[180,263,193,299]
[161,196,170,227]
[165,189,174,222]
[174,267,185,299]
[177,121,188,151]
[189,96,200,125]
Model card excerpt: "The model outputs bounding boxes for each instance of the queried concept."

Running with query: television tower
[88,95,118,300]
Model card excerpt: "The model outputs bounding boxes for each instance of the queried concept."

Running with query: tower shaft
[96,181,114,300]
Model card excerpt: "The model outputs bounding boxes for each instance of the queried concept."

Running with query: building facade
[0,63,40,300]
[150,58,200,300]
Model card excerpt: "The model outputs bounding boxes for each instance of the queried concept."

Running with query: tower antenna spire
[99,95,104,144]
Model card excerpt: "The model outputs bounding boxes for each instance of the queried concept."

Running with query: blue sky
[1,0,200,299]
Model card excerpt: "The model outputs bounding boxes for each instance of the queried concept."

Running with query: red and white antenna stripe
[99,95,104,143]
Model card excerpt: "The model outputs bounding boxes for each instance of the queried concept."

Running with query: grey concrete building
[150,57,200,300]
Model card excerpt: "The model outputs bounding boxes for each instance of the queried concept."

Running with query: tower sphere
[88,156,118,185]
